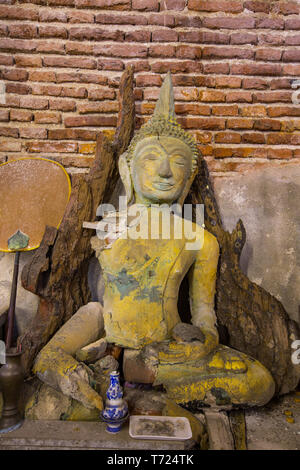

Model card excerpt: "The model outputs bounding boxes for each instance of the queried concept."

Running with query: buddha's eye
[143,154,158,161]
[172,156,186,166]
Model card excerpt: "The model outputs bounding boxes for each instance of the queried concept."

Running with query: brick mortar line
[3,113,300,123]
[3,19,300,32]
[3,78,299,90]
[3,41,300,50]
[2,104,300,114]
[2,53,300,62]
[3,5,299,15]
[3,61,299,69]
[1,64,300,78]
[3,110,299,118]
[2,130,300,143]
[0,152,95,156]
[1,64,299,73]
[2,101,300,107]
[26,146,298,152]
[3,25,300,37]
[1,80,299,88]
[213,156,299,161]
[2,141,300,149]
[2,6,300,16]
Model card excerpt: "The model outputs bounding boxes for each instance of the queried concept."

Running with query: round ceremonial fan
[0,157,71,348]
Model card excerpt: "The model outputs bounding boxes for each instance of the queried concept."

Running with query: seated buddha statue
[32,73,275,416]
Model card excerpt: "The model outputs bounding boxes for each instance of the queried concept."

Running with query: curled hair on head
[126,72,200,176]
[126,115,200,175]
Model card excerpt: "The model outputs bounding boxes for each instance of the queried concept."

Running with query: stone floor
[245,392,300,450]
[0,391,299,450]
[0,419,195,450]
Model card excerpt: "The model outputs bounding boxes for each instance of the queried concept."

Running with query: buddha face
[131,136,193,205]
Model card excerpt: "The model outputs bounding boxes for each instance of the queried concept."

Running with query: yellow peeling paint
[30,74,276,416]
[155,346,275,407]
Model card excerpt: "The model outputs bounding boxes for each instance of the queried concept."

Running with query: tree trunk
[18,67,135,376]
[188,156,300,394]
[19,69,299,395]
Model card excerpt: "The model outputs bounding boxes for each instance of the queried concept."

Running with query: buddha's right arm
[188,230,220,352]
[33,302,104,411]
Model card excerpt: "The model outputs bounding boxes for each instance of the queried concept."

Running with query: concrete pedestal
[0,419,195,450]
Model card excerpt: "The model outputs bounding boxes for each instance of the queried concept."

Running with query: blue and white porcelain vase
[101,370,128,433]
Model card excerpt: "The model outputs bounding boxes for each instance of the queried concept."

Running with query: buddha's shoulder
[203,228,218,247]
[179,215,218,246]
[185,220,219,254]
[91,235,103,255]
[200,229,219,259]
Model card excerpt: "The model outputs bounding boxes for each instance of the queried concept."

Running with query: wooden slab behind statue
[18,67,135,376]
[18,67,299,396]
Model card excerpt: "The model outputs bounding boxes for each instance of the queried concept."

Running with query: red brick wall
[1,0,300,178]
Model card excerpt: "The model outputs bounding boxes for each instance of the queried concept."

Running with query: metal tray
[129,415,192,441]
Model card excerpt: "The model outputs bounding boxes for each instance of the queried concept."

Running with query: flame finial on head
[126,72,200,172]
[153,71,176,121]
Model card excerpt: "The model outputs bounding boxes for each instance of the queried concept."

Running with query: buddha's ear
[118,152,133,204]
[177,166,198,207]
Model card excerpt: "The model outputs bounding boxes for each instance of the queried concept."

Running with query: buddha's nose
[158,157,173,178]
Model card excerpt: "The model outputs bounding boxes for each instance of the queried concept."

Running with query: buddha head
[119,73,200,207]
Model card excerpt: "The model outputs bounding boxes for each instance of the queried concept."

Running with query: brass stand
[0,349,23,433]
[0,240,25,433]
[5,251,20,350]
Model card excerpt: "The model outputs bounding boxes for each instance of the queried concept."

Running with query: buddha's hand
[58,362,104,411]
[142,323,218,365]
[170,322,218,363]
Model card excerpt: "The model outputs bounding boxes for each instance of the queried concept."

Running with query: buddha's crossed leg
[123,340,275,408]
[33,302,105,411]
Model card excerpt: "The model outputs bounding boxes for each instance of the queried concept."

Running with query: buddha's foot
[25,382,101,421]
[155,345,275,409]
[123,345,275,409]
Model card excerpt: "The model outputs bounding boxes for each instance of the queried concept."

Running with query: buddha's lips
[152,181,175,190]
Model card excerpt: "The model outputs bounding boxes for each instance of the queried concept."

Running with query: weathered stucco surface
[2,163,299,336]
[214,164,300,324]
[0,251,39,335]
